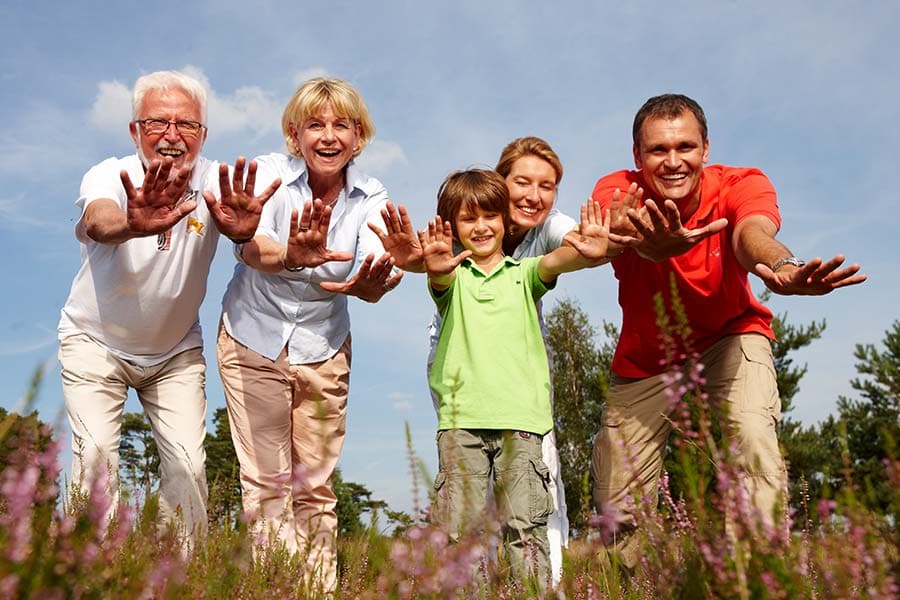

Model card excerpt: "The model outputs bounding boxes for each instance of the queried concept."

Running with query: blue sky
[1,1,897,517]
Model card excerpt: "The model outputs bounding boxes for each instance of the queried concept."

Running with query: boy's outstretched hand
[563,200,611,262]
[418,216,471,287]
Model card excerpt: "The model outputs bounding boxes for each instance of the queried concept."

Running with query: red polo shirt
[592,165,779,378]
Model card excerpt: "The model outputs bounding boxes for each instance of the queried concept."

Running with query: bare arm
[85,159,194,244]
[239,199,354,274]
[538,201,610,282]
[734,214,867,295]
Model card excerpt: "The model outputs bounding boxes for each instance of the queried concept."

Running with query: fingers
[367,221,388,240]
[120,170,138,200]
[661,200,683,230]
[289,208,300,238]
[323,250,354,263]
[242,158,257,196]
[397,204,414,231]
[218,162,233,199]
[644,199,670,232]
[450,250,472,269]
[258,177,281,208]
[298,200,314,233]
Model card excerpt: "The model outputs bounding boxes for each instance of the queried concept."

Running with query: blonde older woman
[217,77,401,593]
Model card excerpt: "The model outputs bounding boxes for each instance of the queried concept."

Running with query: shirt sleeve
[524,256,555,301]
[74,157,132,243]
[591,170,637,211]
[722,168,781,231]
[538,210,577,252]
[253,156,289,243]
[354,183,390,265]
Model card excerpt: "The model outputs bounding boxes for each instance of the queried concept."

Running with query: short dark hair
[436,169,510,239]
[632,94,708,147]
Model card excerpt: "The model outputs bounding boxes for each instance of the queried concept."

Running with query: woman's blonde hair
[495,136,563,184]
[281,77,375,159]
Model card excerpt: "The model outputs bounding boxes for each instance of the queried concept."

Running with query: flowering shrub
[0,357,897,598]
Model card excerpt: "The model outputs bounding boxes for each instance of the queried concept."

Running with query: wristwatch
[771,256,806,271]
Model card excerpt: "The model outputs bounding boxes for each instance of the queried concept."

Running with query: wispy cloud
[89,65,282,141]
[0,331,57,358]
[0,194,71,234]
[356,140,408,177]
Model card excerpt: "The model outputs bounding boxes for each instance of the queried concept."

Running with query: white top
[221,153,390,363]
[58,154,221,366]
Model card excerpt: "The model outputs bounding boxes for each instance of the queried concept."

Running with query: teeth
[517,206,538,215]
[661,174,686,181]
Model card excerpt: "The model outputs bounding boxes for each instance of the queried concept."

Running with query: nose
[163,122,182,142]
[321,124,337,142]
[664,150,680,168]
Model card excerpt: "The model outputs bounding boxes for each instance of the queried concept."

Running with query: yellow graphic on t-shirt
[186,218,206,237]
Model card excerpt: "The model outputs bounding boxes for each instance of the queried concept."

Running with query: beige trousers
[592,333,787,568]
[217,325,350,594]
[59,333,208,544]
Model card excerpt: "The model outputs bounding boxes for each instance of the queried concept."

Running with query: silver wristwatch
[771,256,806,271]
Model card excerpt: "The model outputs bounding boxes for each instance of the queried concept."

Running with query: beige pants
[217,325,350,594]
[592,333,787,568]
[59,333,208,544]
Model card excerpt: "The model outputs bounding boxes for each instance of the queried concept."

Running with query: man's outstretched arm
[733,214,867,295]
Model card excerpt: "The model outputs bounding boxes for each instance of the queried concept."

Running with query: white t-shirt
[58,154,221,366]
[221,153,390,363]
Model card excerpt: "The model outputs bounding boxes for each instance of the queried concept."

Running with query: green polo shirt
[429,256,555,435]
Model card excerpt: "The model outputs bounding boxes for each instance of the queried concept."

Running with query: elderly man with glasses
[57,70,279,545]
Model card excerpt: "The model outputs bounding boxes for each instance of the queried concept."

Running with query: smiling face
[291,101,360,185]
[129,87,206,173]
[505,154,558,232]
[633,111,710,211]
[455,204,505,268]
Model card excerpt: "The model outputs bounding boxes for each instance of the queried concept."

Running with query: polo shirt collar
[462,254,519,278]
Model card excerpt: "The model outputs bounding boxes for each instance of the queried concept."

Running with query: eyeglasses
[135,118,206,137]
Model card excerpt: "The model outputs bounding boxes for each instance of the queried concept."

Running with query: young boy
[421,168,609,586]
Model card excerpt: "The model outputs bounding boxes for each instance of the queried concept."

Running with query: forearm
[239,236,291,274]
[733,215,793,272]
[539,246,599,280]
[426,267,454,290]
[83,200,137,244]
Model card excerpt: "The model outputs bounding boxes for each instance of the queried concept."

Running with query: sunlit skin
[633,112,710,219]
[291,101,360,199]
[504,155,558,251]
[129,88,206,173]
[455,205,505,272]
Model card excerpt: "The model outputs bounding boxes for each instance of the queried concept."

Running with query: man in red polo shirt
[590,94,866,568]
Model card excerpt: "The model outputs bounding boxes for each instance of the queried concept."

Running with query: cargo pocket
[431,471,449,524]
[738,337,781,420]
[528,458,555,524]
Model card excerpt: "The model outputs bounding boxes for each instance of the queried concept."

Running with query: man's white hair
[132,70,208,123]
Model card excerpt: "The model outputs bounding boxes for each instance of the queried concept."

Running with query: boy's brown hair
[436,169,510,239]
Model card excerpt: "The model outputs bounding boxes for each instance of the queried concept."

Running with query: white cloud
[355,140,408,177]
[88,66,281,140]
[89,80,131,134]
